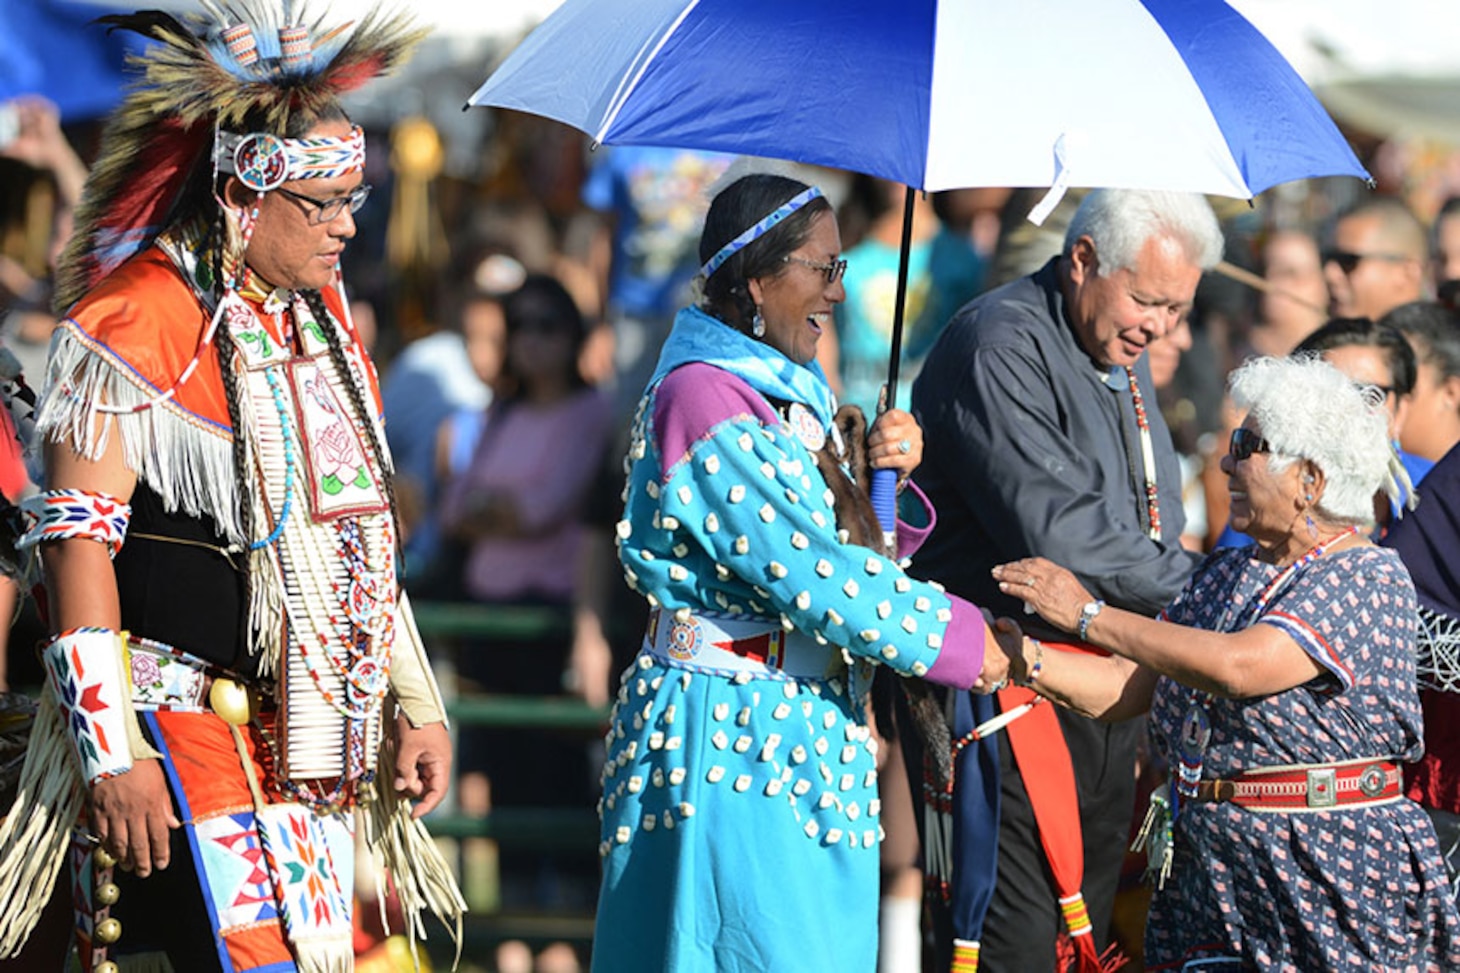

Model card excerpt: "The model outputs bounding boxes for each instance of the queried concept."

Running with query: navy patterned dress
[1144,545,1460,970]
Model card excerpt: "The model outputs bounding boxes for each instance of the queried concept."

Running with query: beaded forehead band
[214,126,366,192]
[701,186,824,280]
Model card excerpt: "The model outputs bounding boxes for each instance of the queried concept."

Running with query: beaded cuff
[18,489,132,558]
[43,628,137,787]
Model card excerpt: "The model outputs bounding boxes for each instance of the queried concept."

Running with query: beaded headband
[700,186,823,280]
[214,126,367,192]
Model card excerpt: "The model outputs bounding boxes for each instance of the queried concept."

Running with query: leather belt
[1192,758,1401,811]
[644,608,836,680]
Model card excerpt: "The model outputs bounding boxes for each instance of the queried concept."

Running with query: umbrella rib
[595,0,701,145]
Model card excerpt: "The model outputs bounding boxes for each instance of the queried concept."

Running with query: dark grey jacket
[910,258,1200,635]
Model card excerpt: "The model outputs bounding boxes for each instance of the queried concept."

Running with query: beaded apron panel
[228,296,390,782]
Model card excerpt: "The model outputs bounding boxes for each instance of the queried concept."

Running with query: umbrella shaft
[882,185,918,413]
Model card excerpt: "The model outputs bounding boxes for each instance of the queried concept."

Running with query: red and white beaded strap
[42,628,135,787]
[1125,366,1161,540]
[17,489,132,558]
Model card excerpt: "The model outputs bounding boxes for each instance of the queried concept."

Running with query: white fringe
[0,691,84,958]
[362,718,466,971]
[1417,604,1460,695]
[34,326,286,674]
[35,326,244,545]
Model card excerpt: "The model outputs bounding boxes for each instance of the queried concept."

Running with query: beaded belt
[644,609,836,680]
[1192,758,1401,811]
[125,635,261,717]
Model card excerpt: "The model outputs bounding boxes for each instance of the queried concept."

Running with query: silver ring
[1025,577,1036,588]
[897,439,912,455]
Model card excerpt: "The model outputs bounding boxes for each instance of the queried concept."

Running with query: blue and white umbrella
[467,0,1369,525]
[468,0,1368,206]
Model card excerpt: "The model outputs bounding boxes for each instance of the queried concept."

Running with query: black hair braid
[300,289,402,558]
[208,215,257,648]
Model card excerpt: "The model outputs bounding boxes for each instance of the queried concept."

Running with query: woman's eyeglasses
[783,255,848,285]
[1229,427,1272,461]
[276,184,372,223]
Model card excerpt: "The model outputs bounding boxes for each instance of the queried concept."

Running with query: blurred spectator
[380,247,515,585]
[1148,317,1207,553]
[437,274,612,970]
[822,175,985,417]
[1382,442,1460,889]
[1433,196,1460,289]
[580,144,734,422]
[1246,227,1329,358]
[1295,318,1425,528]
[0,95,87,383]
[1432,196,1460,312]
[1383,300,1460,466]
[1322,195,1427,322]
[398,254,522,598]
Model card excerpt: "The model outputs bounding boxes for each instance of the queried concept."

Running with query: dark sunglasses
[783,255,848,285]
[1320,249,1409,275]
[276,183,372,223]
[1229,427,1272,461]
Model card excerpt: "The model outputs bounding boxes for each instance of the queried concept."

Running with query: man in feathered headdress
[0,4,465,970]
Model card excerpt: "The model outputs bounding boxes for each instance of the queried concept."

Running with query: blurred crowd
[6,89,1460,972]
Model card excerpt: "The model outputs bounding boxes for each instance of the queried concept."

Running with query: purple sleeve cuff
[922,595,987,690]
[895,480,937,560]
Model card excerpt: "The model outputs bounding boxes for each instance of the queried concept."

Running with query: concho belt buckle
[1358,763,1388,798]
[1305,767,1338,808]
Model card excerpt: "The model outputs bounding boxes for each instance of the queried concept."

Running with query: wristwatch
[1077,599,1106,642]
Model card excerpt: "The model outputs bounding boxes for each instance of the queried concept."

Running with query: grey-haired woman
[992,354,1460,970]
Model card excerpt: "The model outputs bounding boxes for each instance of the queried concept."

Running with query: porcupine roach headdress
[53,0,425,315]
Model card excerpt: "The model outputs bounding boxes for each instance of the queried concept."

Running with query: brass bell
[95,962,119,973]
[95,881,120,906]
[94,916,122,944]
[92,847,118,870]
[209,677,255,726]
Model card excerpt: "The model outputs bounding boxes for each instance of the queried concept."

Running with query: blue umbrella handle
[871,467,897,535]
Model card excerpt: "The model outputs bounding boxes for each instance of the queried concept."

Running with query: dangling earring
[751,307,766,339]
[1305,512,1318,538]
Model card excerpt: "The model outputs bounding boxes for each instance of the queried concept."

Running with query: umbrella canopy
[467,0,1370,533]
[467,0,1369,201]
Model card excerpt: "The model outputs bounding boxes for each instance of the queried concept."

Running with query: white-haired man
[907,189,1221,971]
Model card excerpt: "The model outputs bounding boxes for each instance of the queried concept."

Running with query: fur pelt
[811,404,894,558]
[814,405,953,808]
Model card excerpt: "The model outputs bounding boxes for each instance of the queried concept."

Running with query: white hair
[1228,354,1406,526]
[1064,188,1224,274]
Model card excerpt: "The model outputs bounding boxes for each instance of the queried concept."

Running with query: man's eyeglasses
[276,184,372,223]
[783,255,848,285]
[1320,249,1410,275]
[1229,427,1272,461]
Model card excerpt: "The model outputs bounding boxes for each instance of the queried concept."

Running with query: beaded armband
[18,489,132,558]
[43,628,139,787]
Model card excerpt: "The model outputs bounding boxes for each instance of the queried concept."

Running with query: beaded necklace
[1136,524,1360,887]
[236,292,393,808]
[1125,366,1161,540]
